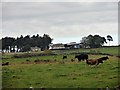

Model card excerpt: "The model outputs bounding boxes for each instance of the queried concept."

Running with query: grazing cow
[75,54,88,62]
[2,62,9,66]
[63,55,67,59]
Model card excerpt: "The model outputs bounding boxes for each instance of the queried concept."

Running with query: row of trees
[80,35,113,48]
[0,34,113,52]
[1,34,53,52]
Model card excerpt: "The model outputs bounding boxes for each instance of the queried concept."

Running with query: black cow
[2,62,9,66]
[63,55,67,59]
[75,54,88,62]
[97,56,109,61]
[96,56,109,65]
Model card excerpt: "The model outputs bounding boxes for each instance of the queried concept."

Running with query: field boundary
[10,52,119,59]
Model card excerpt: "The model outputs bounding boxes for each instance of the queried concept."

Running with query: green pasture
[2,47,120,88]
[55,46,119,56]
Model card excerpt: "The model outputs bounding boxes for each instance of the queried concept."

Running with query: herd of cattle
[2,53,109,66]
[63,54,109,65]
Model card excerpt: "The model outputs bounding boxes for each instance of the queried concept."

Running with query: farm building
[49,43,65,49]
[31,46,41,52]
[49,42,82,50]
[65,42,82,49]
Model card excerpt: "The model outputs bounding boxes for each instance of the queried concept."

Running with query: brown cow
[86,56,109,65]
[86,59,98,65]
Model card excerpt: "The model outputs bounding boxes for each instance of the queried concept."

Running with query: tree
[80,37,89,48]
[87,35,95,48]
[81,35,107,48]
[2,37,15,51]
[1,34,53,52]
[21,44,31,52]
[42,34,53,50]
[93,35,107,47]
[107,35,113,46]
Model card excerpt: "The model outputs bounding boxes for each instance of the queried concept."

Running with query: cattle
[75,54,88,62]
[2,62,9,66]
[63,55,67,59]
[86,56,109,65]
[86,59,98,65]
[96,56,109,65]
[97,56,109,61]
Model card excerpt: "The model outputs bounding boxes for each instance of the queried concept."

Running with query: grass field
[55,46,119,56]
[2,47,120,88]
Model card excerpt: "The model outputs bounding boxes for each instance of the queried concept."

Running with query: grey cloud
[1,0,119,2]
[2,2,117,25]
[1,2,118,45]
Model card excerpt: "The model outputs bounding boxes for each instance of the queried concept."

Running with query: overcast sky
[1,1,118,45]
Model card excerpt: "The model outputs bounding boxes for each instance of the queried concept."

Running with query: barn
[65,42,82,49]
[49,42,82,50]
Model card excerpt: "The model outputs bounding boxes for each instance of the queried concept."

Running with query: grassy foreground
[2,47,120,88]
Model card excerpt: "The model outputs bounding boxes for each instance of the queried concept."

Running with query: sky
[1,1,119,46]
